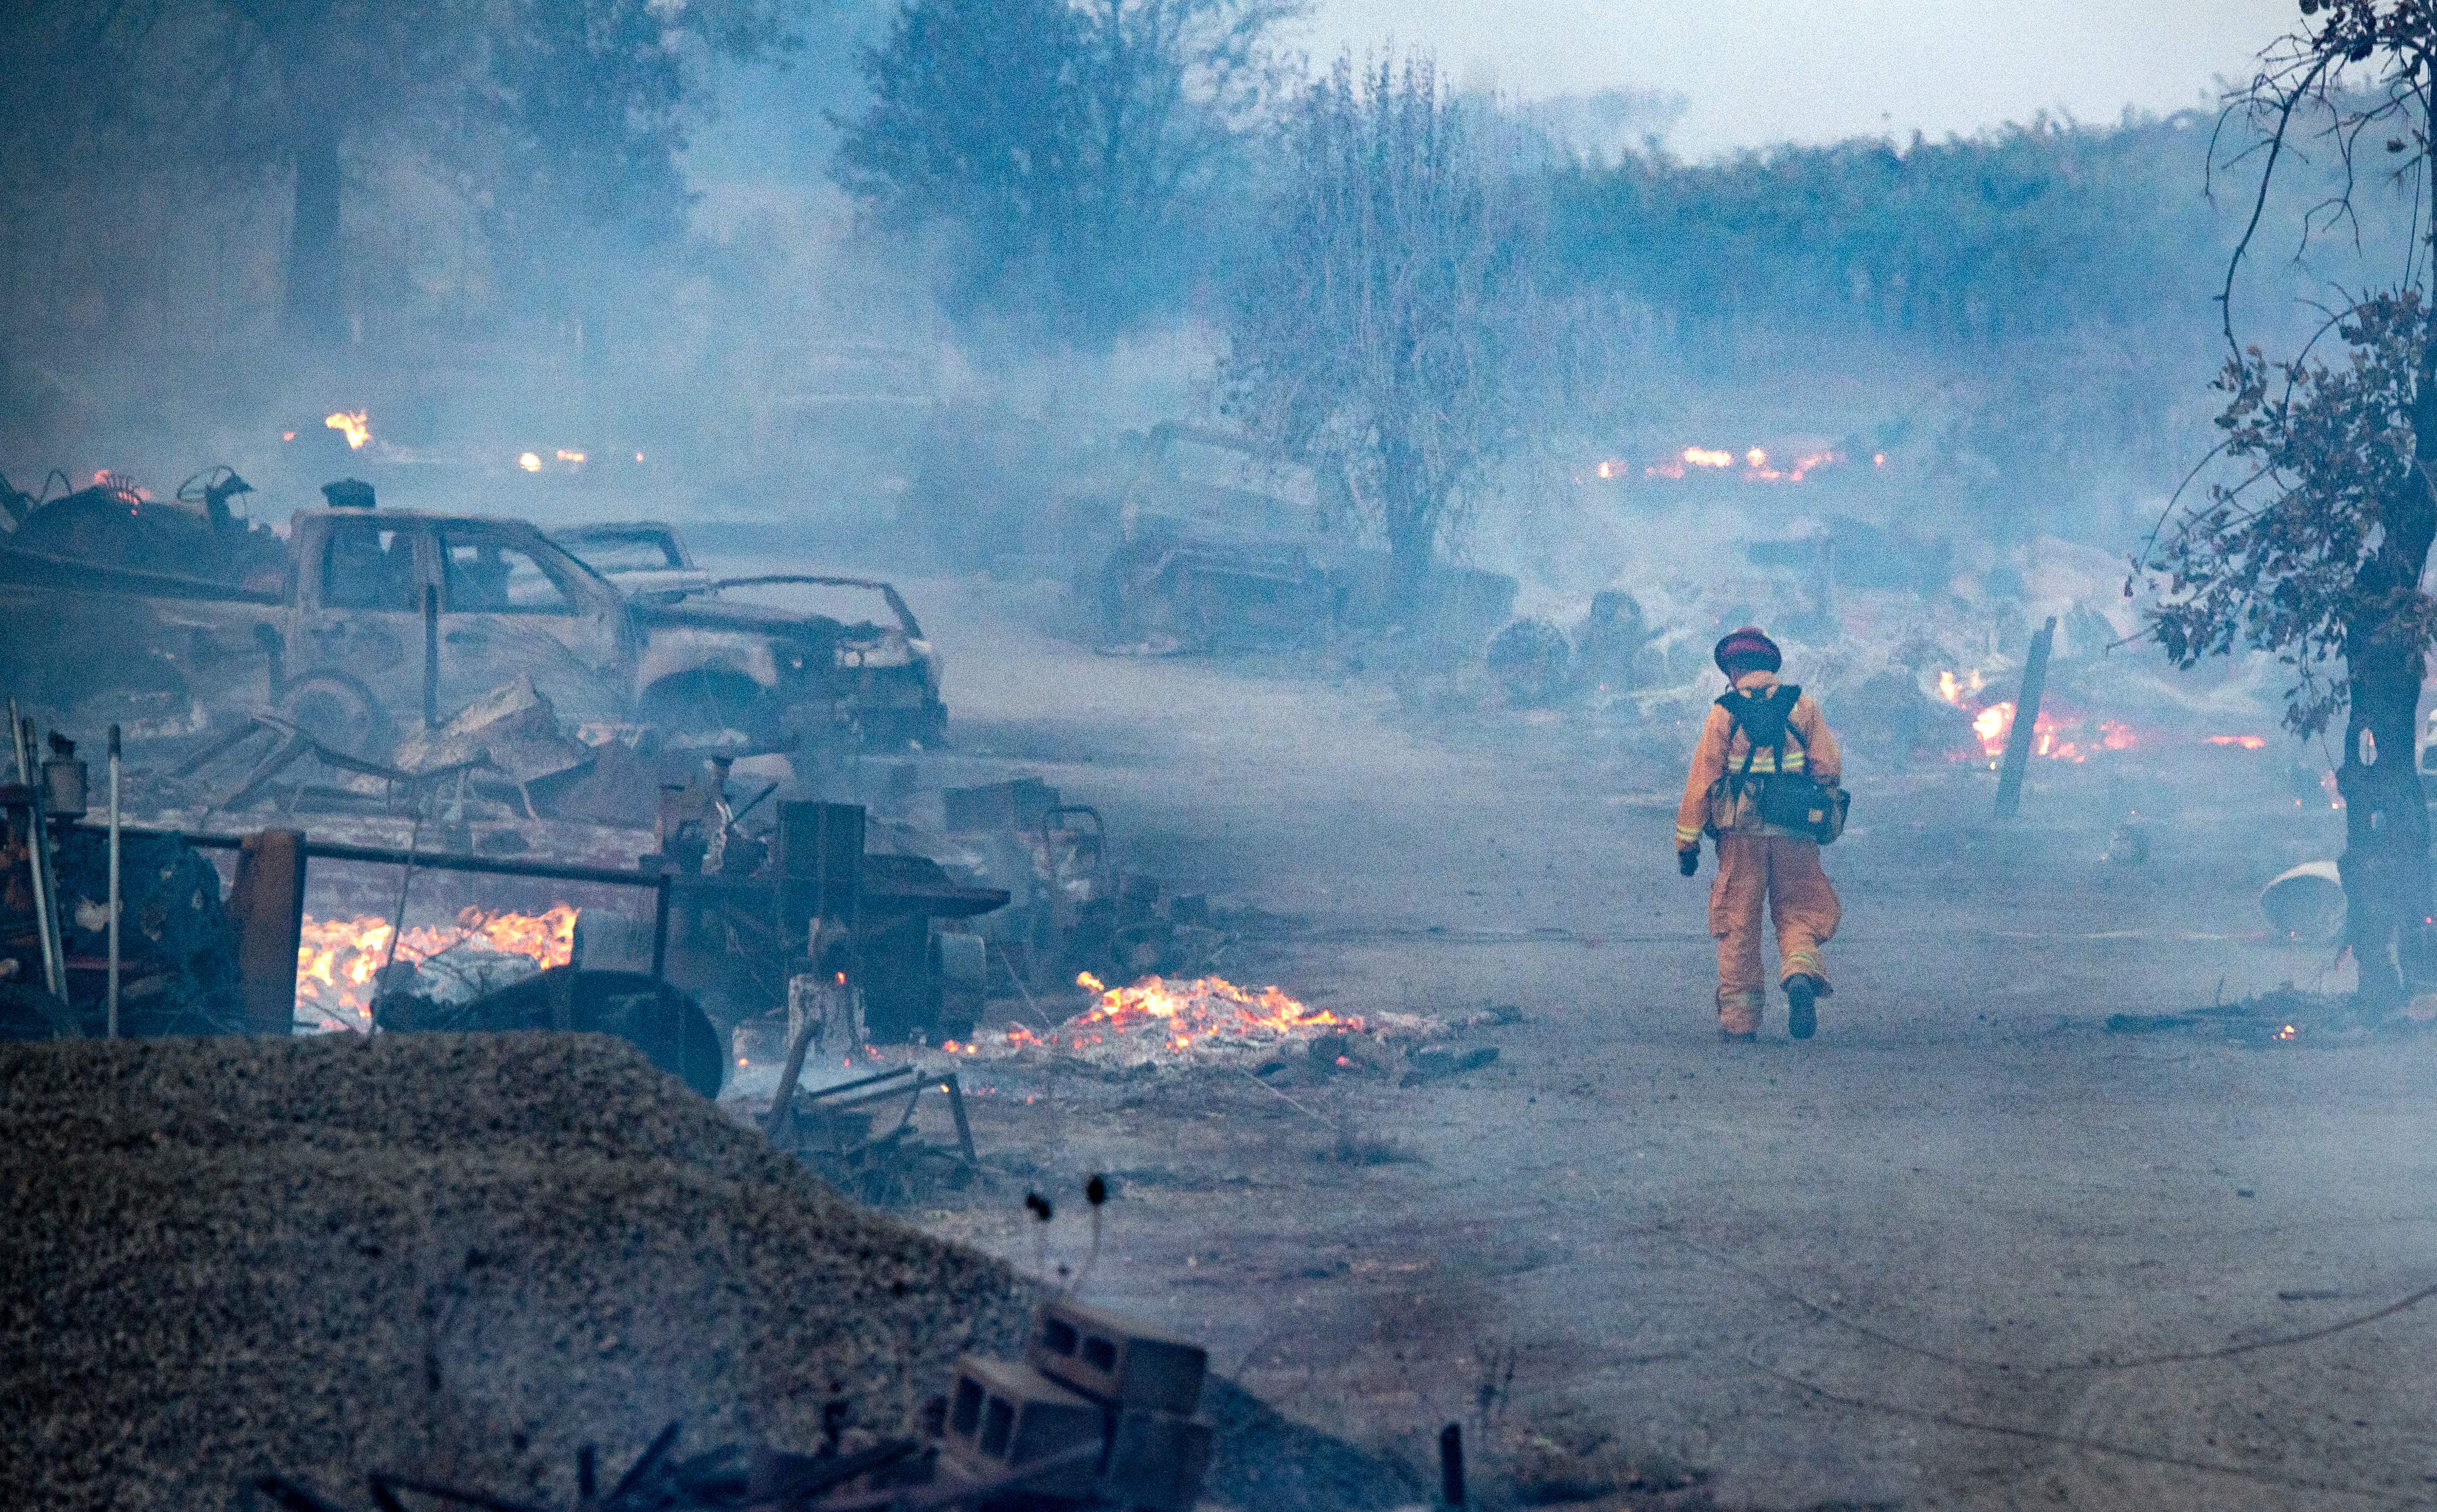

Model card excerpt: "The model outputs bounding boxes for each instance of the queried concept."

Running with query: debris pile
[0,1032,1032,1511]
[936,778,1227,992]
[2104,987,2437,1046]
[253,1296,1229,1512]
[296,903,577,1028]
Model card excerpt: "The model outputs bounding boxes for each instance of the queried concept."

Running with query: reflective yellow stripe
[1733,751,1806,772]
[1675,824,1702,845]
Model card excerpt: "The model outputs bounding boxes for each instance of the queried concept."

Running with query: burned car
[1081,425,1516,652]
[550,521,946,749]
[0,487,940,753]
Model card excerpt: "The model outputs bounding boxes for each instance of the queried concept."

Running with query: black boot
[1786,976,1818,1040]
[1719,1028,1756,1044]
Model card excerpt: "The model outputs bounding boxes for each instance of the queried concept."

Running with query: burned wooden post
[774,800,864,956]
[421,583,440,731]
[1994,616,2057,819]
[230,829,307,1036]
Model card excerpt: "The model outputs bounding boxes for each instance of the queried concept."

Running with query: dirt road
[851,573,2435,1509]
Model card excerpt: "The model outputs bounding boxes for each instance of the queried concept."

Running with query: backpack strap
[1717,685,1805,793]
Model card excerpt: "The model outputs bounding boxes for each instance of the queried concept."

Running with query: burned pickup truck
[0,486,940,754]
[550,521,946,748]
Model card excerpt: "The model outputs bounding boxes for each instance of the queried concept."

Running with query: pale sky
[1298,1,2303,157]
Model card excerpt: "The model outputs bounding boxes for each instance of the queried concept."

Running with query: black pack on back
[1718,685,1802,764]
[1713,684,1849,843]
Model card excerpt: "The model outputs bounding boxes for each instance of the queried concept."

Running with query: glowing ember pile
[949,971,1398,1070]
[295,904,576,1031]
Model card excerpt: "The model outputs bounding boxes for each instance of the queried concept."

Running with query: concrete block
[939,1354,1104,1499]
[1027,1297,1208,1414]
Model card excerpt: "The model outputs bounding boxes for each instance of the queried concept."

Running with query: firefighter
[1674,626,1843,1041]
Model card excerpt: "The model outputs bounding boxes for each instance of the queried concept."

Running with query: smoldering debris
[2103,987,2437,1045]
[945,972,1512,1085]
[932,777,1230,992]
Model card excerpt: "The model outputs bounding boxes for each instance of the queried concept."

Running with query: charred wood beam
[1994,616,2056,819]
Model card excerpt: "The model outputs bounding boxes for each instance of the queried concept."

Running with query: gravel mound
[1,1033,1032,1511]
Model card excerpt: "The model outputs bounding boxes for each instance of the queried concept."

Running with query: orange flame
[1962,701,2106,763]
[294,905,576,1029]
[2207,734,2268,750]
[1972,703,2011,757]
[1031,971,1351,1057]
[325,410,369,450]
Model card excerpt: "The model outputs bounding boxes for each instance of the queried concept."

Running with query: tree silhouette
[0,0,794,350]
[2138,2,2437,1008]
[1221,54,1547,612]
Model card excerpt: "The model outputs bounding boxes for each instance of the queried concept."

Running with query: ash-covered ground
[839,571,2434,1511]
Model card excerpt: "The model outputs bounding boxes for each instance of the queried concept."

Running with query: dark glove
[1678,848,1699,877]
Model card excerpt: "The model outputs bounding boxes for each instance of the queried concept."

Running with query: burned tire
[639,671,779,748]
[278,670,393,762]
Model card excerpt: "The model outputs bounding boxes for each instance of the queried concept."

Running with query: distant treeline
[1544,114,2235,349]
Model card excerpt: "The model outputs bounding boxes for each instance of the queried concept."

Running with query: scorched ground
[871,568,2437,1512]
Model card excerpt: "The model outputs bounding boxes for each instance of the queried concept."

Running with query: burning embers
[1933,669,2272,764]
[1936,669,2132,764]
[949,971,1355,1069]
[295,904,576,1030]
[1962,702,2134,763]
[1612,444,1849,483]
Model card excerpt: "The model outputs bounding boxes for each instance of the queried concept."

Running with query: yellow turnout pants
[1709,831,1841,1033]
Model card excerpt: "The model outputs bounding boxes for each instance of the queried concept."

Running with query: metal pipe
[106,724,120,1039]
[942,1070,978,1164]
[153,828,665,889]
[12,708,65,1002]
[373,815,423,1027]
[649,874,671,980]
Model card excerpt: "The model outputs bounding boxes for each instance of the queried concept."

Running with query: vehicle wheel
[279,670,394,761]
[640,671,777,746]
